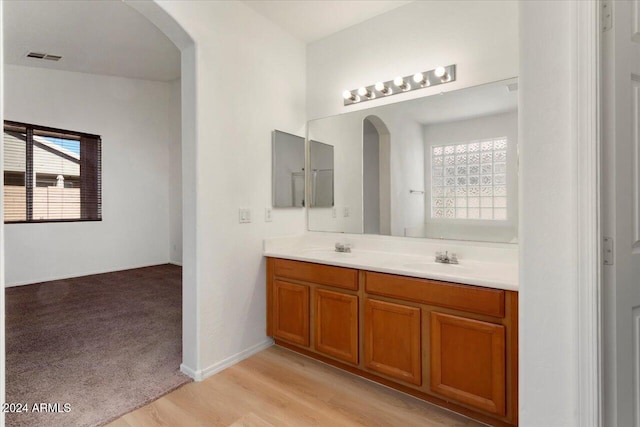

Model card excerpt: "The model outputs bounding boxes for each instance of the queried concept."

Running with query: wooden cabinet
[430,312,506,416]
[314,289,358,364]
[266,257,518,426]
[364,299,421,385]
[273,280,309,346]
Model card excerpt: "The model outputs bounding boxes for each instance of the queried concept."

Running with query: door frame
[576,1,603,425]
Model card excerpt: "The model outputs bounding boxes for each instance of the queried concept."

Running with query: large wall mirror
[307,77,518,243]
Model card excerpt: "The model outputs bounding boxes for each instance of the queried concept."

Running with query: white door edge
[577,1,603,426]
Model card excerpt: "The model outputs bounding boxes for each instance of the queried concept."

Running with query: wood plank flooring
[108,345,483,427]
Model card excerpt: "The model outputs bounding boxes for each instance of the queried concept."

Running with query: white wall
[519,1,578,425]
[306,1,519,120]
[155,1,307,376]
[423,111,518,242]
[3,65,177,286]
[169,78,182,265]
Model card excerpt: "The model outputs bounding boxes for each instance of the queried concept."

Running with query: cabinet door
[315,289,358,364]
[364,299,421,385]
[430,312,506,416]
[273,280,309,346]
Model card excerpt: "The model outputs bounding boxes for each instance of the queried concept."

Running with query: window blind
[3,121,102,223]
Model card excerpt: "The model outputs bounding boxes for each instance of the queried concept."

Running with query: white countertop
[264,233,519,291]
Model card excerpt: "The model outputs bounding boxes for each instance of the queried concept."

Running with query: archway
[363,115,391,235]
[124,1,198,376]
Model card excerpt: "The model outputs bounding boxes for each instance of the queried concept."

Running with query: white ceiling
[243,0,413,43]
[3,1,412,82]
[3,0,180,82]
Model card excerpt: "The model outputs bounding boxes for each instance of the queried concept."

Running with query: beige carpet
[5,264,191,427]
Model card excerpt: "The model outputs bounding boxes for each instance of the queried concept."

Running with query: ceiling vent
[26,52,62,61]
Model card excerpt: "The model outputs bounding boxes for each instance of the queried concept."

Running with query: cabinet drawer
[274,259,358,290]
[365,272,504,318]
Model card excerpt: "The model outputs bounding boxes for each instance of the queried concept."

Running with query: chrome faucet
[335,242,352,253]
[435,251,458,264]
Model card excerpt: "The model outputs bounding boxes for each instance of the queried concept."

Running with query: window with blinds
[3,121,102,223]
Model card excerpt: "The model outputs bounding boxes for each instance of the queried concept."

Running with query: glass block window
[431,138,507,220]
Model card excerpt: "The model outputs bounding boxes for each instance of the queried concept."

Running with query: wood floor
[108,345,483,427]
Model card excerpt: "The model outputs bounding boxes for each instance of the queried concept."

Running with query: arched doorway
[363,115,390,235]
[124,0,198,377]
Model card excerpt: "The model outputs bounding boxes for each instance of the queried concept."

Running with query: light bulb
[342,90,360,103]
[434,66,446,78]
[375,82,392,95]
[357,86,375,99]
[393,76,410,91]
[413,72,429,87]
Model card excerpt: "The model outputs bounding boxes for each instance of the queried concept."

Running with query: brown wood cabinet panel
[274,258,358,290]
[365,271,505,317]
[364,299,421,385]
[314,289,358,364]
[430,311,506,416]
[273,280,309,346]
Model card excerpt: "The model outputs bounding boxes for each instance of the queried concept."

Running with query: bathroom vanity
[264,236,518,427]
[267,75,520,425]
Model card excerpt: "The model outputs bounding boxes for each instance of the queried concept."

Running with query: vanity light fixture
[374,81,392,95]
[343,64,457,106]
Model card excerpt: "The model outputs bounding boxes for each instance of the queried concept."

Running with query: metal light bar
[342,64,457,106]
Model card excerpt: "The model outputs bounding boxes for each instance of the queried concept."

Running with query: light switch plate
[343,207,350,217]
[239,208,251,224]
[265,207,272,222]
[332,207,337,218]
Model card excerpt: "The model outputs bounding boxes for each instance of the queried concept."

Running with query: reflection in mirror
[363,116,391,235]
[309,141,334,207]
[307,78,518,243]
[272,130,305,208]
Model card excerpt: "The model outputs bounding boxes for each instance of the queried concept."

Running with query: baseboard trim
[181,338,274,382]
[179,363,200,381]
[5,262,176,288]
